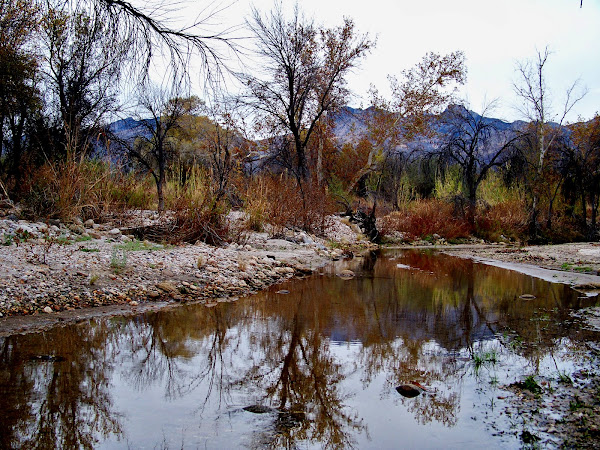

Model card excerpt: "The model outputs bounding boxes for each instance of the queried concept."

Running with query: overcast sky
[190,0,600,122]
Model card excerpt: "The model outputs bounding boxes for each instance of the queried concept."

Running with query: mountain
[329,105,529,150]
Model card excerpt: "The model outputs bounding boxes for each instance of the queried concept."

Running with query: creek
[0,249,598,449]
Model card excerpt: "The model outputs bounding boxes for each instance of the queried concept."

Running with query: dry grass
[242,174,335,237]
[379,199,472,241]
[22,155,154,221]
[475,199,528,241]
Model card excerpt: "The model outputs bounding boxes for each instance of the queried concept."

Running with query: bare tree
[125,86,195,212]
[56,0,239,85]
[241,2,374,181]
[438,102,519,224]
[41,3,131,151]
[513,47,587,237]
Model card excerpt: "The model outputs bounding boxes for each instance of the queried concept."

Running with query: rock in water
[519,294,536,300]
[243,405,276,414]
[337,269,355,279]
[396,384,422,398]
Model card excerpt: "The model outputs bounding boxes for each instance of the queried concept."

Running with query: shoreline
[0,214,372,334]
[3,214,600,333]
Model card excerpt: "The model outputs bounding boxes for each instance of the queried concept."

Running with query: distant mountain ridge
[329,105,529,148]
[106,106,542,155]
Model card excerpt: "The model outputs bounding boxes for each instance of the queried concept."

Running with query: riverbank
[440,242,600,448]
[0,212,373,334]
[2,218,600,447]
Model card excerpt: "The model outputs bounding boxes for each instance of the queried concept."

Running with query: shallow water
[1,249,598,449]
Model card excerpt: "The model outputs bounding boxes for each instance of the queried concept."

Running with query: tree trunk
[156,176,165,213]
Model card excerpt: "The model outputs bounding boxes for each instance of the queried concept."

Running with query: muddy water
[0,250,598,449]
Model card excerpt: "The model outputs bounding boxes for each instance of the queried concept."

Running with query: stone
[519,294,536,300]
[43,306,53,314]
[243,405,276,414]
[129,301,139,306]
[156,281,177,293]
[276,290,290,295]
[108,228,121,237]
[84,219,94,228]
[148,291,161,299]
[337,269,355,279]
[293,265,313,275]
[396,384,422,398]
[88,231,102,239]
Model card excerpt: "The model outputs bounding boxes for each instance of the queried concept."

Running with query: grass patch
[516,375,542,395]
[79,247,99,253]
[472,349,499,372]
[117,239,165,252]
[75,235,92,242]
[558,371,573,384]
[561,262,593,273]
[110,247,127,274]
[570,396,585,411]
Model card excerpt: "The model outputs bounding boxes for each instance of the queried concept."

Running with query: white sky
[186,0,600,122]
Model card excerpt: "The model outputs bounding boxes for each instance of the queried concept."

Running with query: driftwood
[122,216,226,246]
[342,209,380,243]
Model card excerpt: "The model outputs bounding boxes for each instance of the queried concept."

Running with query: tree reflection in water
[0,322,123,449]
[0,250,597,448]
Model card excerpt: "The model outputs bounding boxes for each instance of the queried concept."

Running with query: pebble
[0,215,356,318]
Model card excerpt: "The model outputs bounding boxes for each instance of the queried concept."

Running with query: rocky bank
[0,211,371,332]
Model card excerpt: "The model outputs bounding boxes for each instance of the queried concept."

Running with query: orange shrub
[475,199,528,241]
[379,199,472,241]
[243,174,335,237]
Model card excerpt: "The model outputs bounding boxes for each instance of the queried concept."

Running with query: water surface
[1,249,598,449]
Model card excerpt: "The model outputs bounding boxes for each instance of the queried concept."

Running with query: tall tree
[41,3,130,152]
[0,0,40,187]
[513,47,586,238]
[124,88,196,213]
[348,51,467,193]
[564,115,600,235]
[438,102,518,224]
[242,2,374,181]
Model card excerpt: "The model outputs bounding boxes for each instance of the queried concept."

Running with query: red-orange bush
[243,174,335,237]
[379,199,472,241]
[475,199,528,242]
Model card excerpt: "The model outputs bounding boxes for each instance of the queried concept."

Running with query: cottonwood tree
[169,97,247,204]
[513,47,586,238]
[563,115,600,235]
[0,0,40,187]
[349,51,467,194]
[438,102,519,224]
[41,3,131,152]
[125,88,196,212]
[242,2,374,182]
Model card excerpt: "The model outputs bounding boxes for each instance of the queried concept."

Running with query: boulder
[156,281,177,294]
